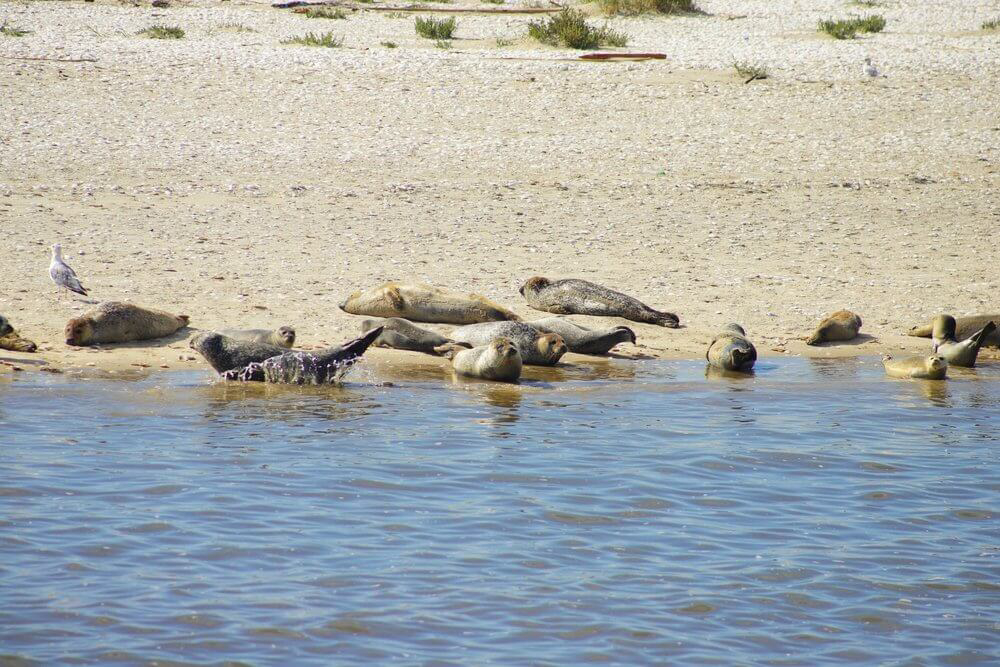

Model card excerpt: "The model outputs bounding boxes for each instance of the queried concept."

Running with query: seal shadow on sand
[85,328,196,351]
[805,333,880,348]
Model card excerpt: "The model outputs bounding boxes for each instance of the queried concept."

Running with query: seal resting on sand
[189,332,287,374]
[450,321,567,366]
[706,323,757,372]
[0,314,37,353]
[519,277,679,328]
[219,326,296,349]
[435,337,522,382]
[341,282,519,325]
[805,310,862,345]
[65,302,189,346]
[883,354,947,380]
[361,317,452,354]
[222,327,383,385]
[931,315,996,368]
[529,317,635,355]
[908,314,1000,348]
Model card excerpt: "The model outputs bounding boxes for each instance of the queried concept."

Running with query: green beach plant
[381,40,398,48]
[1,22,31,37]
[305,7,348,19]
[434,39,452,49]
[415,16,457,39]
[281,31,342,47]
[818,14,885,39]
[598,0,699,17]
[982,17,999,30]
[527,9,628,49]
[137,25,185,39]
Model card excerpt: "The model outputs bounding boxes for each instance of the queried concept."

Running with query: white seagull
[863,57,880,78]
[49,243,89,296]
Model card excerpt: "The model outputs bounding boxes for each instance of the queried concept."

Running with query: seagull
[49,243,89,296]
[863,57,880,78]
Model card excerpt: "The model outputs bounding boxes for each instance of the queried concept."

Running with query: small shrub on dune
[599,0,699,17]
[282,31,342,47]
[1,22,31,37]
[818,14,885,39]
[981,17,999,30]
[528,9,628,50]
[138,25,185,39]
[415,16,457,39]
[305,7,348,19]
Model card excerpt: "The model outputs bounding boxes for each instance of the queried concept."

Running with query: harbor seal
[931,314,996,368]
[361,317,452,354]
[706,323,757,372]
[222,327,383,385]
[519,277,679,328]
[65,302,189,346]
[341,282,519,324]
[450,321,567,366]
[529,317,635,355]
[883,354,947,380]
[0,315,37,353]
[189,332,287,374]
[435,337,522,382]
[908,314,1000,348]
[805,310,862,345]
[218,326,296,349]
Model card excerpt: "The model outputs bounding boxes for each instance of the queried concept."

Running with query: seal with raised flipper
[65,302,189,346]
[0,314,38,353]
[449,321,567,366]
[528,317,635,355]
[189,332,287,374]
[361,317,452,354]
[340,282,519,325]
[883,354,947,380]
[221,327,383,384]
[908,314,1000,348]
[219,326,296,349]
[435,337,522,382]
[805,310,862,345]
[519,277,679,328]
[706,323,757,372]
[931,315,996,368]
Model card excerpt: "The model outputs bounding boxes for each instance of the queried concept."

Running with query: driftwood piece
[277,1,562,13]
[3,56,98,63]
[578,52,667,61]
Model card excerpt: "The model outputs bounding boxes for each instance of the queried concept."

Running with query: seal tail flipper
[433,342,472,359]
[178,315,190,326]
[907,323,932,338]
[327,326,384,365]
[967,321,997,351]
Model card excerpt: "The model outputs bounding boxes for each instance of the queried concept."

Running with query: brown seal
[931,315,996,368]
[706,323,756,372]
[805,310,862,345]
[435,337,522,382]
[883,354,947,380]
[0,314,38,353]
[341,282,519,324]
[65,302,189,346]
[908,314,1000,348]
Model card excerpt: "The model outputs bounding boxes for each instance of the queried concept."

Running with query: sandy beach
[2,0,998,373]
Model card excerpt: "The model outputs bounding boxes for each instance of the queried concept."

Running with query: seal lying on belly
[805,310,862,345]
[0,314,38,353]
[529,317,635,355]
[341,282,519,325]
[221,327,383,384]
[219,326,296,349]
[189,332,287,374]
[931,315,996,368]
[65,302,189,346]
[361,317,452,354]
[706,323,757,372]
[883,354,947,380]
[435,337,522,382]
[449,321,567,366]
[908,314,1000,348]
[519,277,679,328]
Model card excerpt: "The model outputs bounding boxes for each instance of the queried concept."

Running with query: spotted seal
[435,337,522,382]
[931,315,996,368]
[883,354,947,380]
[706,323,757,372]
[805,310,862,345]
[341,282,519,324]
[65,302,189,346]
[528,317,635,355]
[519,277,679,328]
[449,321,567,366]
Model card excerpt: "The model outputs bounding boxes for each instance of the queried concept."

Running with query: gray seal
[222,327,383,384]
[932,314,996,368]
[519,276,679,328]
[189,332,287,374]
[219,327,296,349]
[450,321,567,366]
[529,317,635,355]
[908,314,1000,348]
[706,323,757,372]
[361,317,452,354]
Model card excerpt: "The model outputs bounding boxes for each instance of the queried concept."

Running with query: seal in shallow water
[883,354,947,380]
[908,314,1000,348]
[529,317,635,355]
[222,327,383,384]
[519,277,679,328]
[0,314,37,353]
[706,323,757,372]
[805,310,862,345]
[65,302,189,346]
[450,321,567,366]
[361,317,452,354]
[189,332,287,373]
[435,337,522,382]
[341,282,519,324]
[219,326,296,349]
[931,314,996,368]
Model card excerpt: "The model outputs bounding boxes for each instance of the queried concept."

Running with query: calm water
[1,357,998,666]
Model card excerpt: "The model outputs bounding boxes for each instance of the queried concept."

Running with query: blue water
[1,357,998,666]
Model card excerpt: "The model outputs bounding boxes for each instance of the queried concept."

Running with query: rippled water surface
[2,357,998,666]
